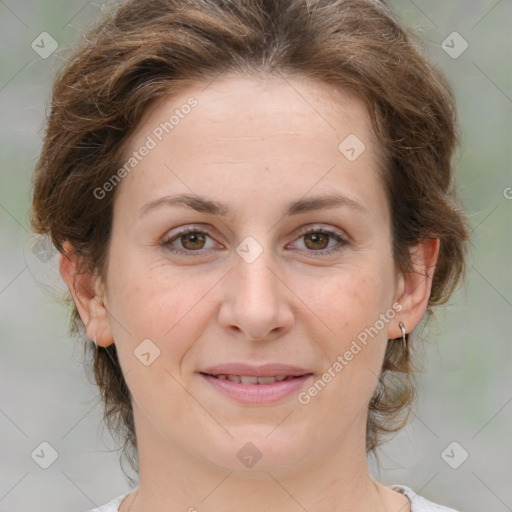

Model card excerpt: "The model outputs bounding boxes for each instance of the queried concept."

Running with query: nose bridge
[237,248,279,304]
[219,234,293,340]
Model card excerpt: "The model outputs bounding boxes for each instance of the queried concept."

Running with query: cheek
[317,268,393,342]
[103,260,221,408]
[105,255,219,354]
[310,263,394,395]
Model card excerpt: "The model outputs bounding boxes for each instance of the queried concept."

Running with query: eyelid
[294,224,348,240]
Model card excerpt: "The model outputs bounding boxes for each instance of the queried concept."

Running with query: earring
[93,335,98,349]
[399,321,407,355]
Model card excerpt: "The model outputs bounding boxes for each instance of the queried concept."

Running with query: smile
[199,372,314,404]
[202,373,299,384]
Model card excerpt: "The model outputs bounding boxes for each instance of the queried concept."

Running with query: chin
[197,428,309,474]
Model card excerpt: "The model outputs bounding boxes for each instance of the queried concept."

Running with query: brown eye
[292,227,349,256]
[163,227,218,255]
[303,232,330,251]
[180,231,206,250]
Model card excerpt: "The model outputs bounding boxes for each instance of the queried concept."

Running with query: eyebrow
[139,192,368,218]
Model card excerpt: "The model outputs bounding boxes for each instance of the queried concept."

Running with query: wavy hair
[31,0,470,479]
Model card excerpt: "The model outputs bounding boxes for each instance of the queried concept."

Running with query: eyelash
[161,226,349,257]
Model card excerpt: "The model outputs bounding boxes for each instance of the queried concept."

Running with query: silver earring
[399,321,407,355]
[93,335,98,348]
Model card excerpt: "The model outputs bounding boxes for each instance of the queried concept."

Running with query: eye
[290,227,349,256]
[162,226,219,256]
[161,225,349,257]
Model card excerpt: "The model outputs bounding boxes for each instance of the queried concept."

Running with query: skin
[61,73,438,512]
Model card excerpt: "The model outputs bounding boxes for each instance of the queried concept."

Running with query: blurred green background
[0,1,511,510]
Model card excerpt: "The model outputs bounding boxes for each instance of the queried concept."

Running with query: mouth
[198,371,314,404]
[199,372,306,384]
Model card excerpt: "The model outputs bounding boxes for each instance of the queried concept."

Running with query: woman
[30,0,469,510]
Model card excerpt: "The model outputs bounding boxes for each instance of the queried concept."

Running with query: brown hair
[31,0,469,478]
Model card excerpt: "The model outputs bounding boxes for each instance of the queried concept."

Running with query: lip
[200,373,314,404]
[200,363,311,378]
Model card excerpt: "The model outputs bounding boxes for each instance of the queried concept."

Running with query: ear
[59,241,114,347]
[388,237,440,339]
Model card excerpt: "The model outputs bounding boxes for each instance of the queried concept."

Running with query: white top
[87,485,460,511]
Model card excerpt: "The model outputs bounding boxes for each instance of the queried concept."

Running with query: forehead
[126,73,376,161]
[115,73,384,220]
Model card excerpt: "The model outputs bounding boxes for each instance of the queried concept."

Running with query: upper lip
[199,363,312,377]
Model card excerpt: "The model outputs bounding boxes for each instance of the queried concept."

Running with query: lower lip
[200,373,314,404]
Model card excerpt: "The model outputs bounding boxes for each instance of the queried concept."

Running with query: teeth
[240,375,259,384]
[257,376,277,384]
[212,374,296,384]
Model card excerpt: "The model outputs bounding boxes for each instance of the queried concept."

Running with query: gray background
[1,0,511,510]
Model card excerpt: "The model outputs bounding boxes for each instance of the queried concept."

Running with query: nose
[217,244,294,342]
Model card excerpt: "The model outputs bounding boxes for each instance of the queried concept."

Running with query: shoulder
[85,493,130,512]
[392,485,460,512]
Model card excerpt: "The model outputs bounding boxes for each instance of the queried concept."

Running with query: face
[76,74,414,472]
